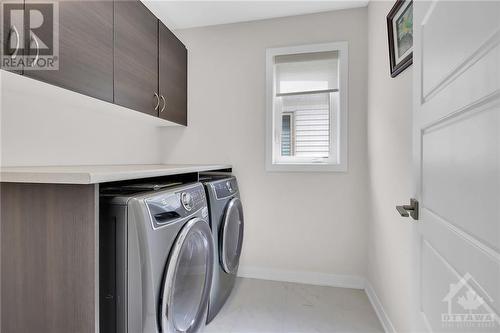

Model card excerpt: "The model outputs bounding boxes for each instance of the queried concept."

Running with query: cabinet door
[1,0,24,74]
[1,183,98,333]
[114,0,158,117]
[25,0,114,102]
[159,22,187,125]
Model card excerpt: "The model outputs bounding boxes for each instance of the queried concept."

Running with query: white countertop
[0,164,232,184]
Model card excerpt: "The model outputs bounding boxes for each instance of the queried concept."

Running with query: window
[266,42,348,172]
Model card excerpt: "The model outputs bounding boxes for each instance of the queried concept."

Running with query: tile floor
[205,278,384,333]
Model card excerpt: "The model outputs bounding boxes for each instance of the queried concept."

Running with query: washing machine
[200,173,244,323]
[100,182,214,333]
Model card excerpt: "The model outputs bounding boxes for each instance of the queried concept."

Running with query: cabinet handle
[153,92,160,111]
[160,95,166,113]
[9,26,20,59]
[30,35,40,67]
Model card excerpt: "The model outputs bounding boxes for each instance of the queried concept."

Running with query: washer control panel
[145,184,206,227]
[213,178,238,199]
[178,186,206,212]
[181,192,194,211]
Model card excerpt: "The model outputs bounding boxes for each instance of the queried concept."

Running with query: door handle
[154,92,160,111]
[9,25,20,59]
[160,95,166,113]
[396,198,419,220]
[30,35,40,67]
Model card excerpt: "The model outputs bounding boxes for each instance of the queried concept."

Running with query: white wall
[161,8,369,284]
[0,71,162,166]
[366,1,415,331]
[0,7,418,313]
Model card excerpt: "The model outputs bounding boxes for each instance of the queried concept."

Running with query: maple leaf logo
[457,290,484,313]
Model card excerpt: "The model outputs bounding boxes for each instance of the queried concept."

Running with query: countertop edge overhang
[0,164,232,184]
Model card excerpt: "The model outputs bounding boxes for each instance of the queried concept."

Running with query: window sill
[265,162,347,173]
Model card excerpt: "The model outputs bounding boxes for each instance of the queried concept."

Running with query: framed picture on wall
[387,0,413,77]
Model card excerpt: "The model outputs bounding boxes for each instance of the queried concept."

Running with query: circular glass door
[160,218,214,333]
[220,198,244,274]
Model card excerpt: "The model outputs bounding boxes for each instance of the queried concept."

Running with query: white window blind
[274,51,338,161]
[275,51,338,94]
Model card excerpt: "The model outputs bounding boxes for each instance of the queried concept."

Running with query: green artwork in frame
[396,3,413,59]
[387,0,413,77]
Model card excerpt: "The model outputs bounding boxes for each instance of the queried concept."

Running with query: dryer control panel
[212,178,239,199]
[145,184,207,228]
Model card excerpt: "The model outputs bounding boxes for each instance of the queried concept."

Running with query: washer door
[160,218,214,333]
[220,198,244,274]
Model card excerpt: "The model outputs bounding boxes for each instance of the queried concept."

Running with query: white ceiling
[142,1,369,30]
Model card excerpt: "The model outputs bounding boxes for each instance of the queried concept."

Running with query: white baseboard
[364,281,396,333]
[237,266,365,289]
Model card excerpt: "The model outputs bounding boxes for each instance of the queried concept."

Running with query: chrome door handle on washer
[9,26,20,59]
[160,95,166,113]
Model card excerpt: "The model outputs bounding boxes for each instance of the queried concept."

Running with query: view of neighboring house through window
[267,43,347,172]
[279,91,333,159]
[281,112,293,156]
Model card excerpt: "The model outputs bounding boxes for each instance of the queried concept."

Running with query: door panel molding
[421,101,500,250]
[421,89,500,131]
[421,240,500,328]
[422,28,500,103]
[421,1,500,101]
[422,207,500,264]
[421,209,500,315]
[420,42,500,122]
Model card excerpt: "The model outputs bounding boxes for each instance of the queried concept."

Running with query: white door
[412,1,500,332]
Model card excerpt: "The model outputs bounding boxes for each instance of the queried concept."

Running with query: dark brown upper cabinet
[114,0,159,117]
[159,22,187,126]
[2,0,188,125]
[24,0,114,102]
[1,0,24,75]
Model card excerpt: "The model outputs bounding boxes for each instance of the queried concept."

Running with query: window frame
[265,41,349,172]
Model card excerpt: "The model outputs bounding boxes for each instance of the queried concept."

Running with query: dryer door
[220,198,244,274]
[160,218,214,333]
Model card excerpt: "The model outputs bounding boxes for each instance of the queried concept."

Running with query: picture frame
[387,0,413,77]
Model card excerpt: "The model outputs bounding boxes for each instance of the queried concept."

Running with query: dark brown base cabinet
[1,183,98,333]
[1,0,188,126]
